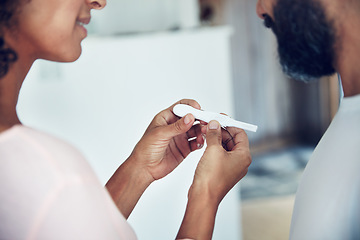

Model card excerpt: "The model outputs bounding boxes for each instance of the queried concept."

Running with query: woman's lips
[76,17,91,36]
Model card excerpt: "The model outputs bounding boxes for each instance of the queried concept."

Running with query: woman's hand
[194,120,251,202]
[107,99,205,218]
[177,120,251,239]
[130,99,205,182]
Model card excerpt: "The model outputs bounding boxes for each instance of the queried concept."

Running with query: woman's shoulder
[0,124,80,156]
[0,124,95,179]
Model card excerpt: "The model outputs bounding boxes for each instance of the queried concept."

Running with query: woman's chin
[46,48,82,63]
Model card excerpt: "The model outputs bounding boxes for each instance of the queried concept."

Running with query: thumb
[163,114,195,139]
[205,120,222,147]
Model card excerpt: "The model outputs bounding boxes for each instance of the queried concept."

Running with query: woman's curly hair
[0,0,19,78]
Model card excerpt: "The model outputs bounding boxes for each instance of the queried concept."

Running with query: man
[256,0,360,239]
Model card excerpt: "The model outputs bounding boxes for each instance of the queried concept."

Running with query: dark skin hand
[131,99,205,181]
[177,120,251,240]
[106,99,205,218]
[106,99,252,240]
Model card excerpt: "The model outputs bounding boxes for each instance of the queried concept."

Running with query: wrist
[177,182,220,239]
[125,153,156,185]
[106,155,154,218]
[188,181,222,207]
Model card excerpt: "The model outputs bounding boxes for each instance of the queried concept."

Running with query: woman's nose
[86,0,106,10]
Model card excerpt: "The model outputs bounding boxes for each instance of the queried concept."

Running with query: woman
[0,0,251,239]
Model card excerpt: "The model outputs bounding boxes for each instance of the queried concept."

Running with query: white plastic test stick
[173,104,258,133]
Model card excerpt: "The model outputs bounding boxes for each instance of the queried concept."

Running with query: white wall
[90,0,199,35]
[18,27,243,239]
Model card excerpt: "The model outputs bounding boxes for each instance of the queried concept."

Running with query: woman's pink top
[0,125,137,240]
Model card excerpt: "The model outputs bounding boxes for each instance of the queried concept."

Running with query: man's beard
[263,0,336,82]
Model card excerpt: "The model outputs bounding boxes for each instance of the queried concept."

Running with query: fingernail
[209,121,219,130]
[184,114,192,125]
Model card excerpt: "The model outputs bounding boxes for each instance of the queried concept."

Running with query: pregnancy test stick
[173,104,258,133]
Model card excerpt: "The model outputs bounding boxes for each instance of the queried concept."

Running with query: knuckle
[179,99,200,109]
[236,149,252,167]
[237,129,248,138]
[181,98,194,103]
[244,151,252,167]
[153,112,164,122]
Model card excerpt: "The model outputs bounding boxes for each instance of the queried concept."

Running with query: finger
[189,138,204,151]
[172,124,204,159]
[205,120,222,147]
[155,99,201,127]
[199,120,207,125]
[169,99,201,118]
[201,124,207,135]
[153,99,201,126]
[231,129,250,151]
[186,123,202,139]
[198,134,205,147]
[221,127,236,151]
[176,99,201,110]
[187,126,205,150]
[162,113,195,139]
[173,135,192,160]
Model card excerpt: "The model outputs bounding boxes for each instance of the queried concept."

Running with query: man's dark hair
[0,0,19,78]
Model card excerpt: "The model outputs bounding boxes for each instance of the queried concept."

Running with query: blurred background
[17,0,340,239]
